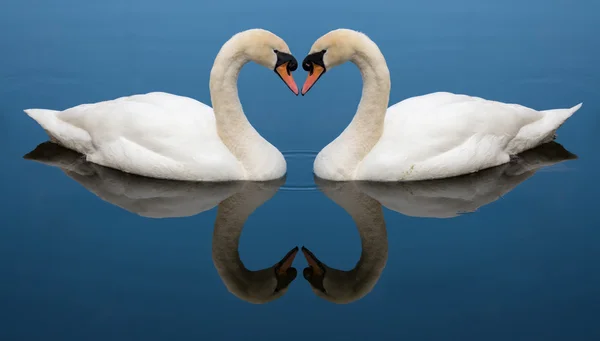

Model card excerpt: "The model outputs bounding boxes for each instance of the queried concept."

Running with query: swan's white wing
[53,92,245,181]
[357,92,546,181]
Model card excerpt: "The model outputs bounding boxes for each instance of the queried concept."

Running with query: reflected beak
[277,246,299,275]
[301,246,324,276]
[301,63,325,96]
[275,62,299,95]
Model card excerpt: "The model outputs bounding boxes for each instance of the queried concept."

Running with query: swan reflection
[212,180,299,304]
[305,142,576,303]
[24,142,242,218]
[24,141,576,304]
[304,177,388,304]
[24,141,297,304]
[356,142,576,218]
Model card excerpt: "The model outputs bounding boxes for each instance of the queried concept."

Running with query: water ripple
[280,150,319,192]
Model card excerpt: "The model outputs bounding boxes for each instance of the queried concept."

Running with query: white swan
[24,29,299,182]
[300,29,582,182]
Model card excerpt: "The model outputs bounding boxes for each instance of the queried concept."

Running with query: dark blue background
[1,0,599,340]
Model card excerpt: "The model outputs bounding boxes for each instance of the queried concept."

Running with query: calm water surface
[1,0,599,340]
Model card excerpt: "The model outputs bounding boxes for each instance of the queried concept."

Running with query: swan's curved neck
[352,44,391,133]
[326,37,391,175]
[209,39,266,173]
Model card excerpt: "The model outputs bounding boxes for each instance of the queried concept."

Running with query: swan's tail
[507,103,582,154]
[541,103,582,140]
[24,109,61,142]
[25,108,59,122]
[24,108,92,153]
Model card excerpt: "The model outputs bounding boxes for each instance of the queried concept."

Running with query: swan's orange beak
[277,246,299,275]
[301,63,325,96]
[275,62,299,96]
[301,246,324,276]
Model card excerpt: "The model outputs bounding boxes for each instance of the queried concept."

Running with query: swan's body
[302,29,582,181]
[25,93,252,181]
[24,29,299,181]
[351,92,580,181]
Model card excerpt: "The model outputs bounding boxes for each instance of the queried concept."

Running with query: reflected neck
[211,182,283,303]
[212,186,257,278]
[339,190,388,285]
[316,181,388,303]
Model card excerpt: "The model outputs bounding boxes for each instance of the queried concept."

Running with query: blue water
[1,0,599,340]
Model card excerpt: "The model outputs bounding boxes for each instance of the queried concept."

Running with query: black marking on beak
[273,246,299,293]
[274,50,298,74]
[274,50,299,95]
[301,246,327,293]
[301,50,327,96]
[302,50,326,73]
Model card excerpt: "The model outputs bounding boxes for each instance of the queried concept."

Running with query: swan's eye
[321,49,326,53]
[273,49,279,53]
